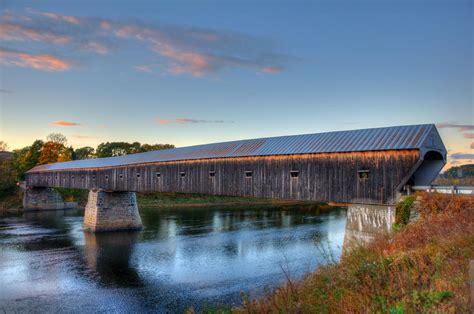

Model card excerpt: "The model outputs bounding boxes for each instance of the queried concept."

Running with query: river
[0,205,347,312]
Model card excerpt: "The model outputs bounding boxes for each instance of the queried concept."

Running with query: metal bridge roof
[28,124,446,172]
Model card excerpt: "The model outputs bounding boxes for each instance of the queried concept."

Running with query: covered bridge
[25,124,447,231]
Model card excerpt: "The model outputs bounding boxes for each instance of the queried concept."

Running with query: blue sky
[0,0,472,167]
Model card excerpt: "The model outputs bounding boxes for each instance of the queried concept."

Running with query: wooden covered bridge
[25,124,446,232]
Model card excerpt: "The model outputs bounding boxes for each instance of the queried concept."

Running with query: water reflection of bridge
[1,205,391,311]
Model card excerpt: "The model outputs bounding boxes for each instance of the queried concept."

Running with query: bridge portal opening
[409,150,445,186]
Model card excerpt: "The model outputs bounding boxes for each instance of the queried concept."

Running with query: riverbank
[0,192,23,214]
[1,189,316,214]
[237,192,474,313]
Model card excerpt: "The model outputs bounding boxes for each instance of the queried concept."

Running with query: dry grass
[237,193,474,313]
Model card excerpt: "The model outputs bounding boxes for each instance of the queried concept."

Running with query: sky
[0,0,472,168]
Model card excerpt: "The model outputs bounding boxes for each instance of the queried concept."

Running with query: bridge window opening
[119,174,123,179]
[81,175,84,180]
[180,172,186,178]
[92,175,96,180]
[358,170,370,180]
[55,176,58,180]
[209,171,216,178]
[136,173,141,178]
[290,170,299,178]
[245,171,253,178]
[105,175,109,180]
[71,175,75,179]
[156,172,161,178]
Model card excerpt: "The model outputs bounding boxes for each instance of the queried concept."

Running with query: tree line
[0,135,174,196]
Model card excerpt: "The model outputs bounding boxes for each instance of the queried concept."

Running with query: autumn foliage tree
[38,133,73,165]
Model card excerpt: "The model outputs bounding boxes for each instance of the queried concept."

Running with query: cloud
[471,142,474,149]
[260,66,284,74]
[449,153,474,160]
[50,120,81,126]
[71,134,98,139]
[436,123,474,132]
[157,118,230,125]
[96,124,107,129]
[463,133,474,139]
[0,47,71,71]
[0,10,291,76]
[0,89,12,93]
[35,11,81,25]
[0,22,71,44]
[133,63,159,73]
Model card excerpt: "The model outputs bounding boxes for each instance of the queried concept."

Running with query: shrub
[395,196,416,226]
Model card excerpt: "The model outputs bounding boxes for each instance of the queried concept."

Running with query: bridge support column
[343,204,395,248]
[23,187,73,210]
[83,190,143,232]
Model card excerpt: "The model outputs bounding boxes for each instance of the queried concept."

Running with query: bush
[395,196,416,226]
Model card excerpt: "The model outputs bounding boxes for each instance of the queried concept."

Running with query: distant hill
[0,151,12,160]
[441,164,474,178]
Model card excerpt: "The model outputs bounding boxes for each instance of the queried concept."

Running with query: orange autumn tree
[39,133,73,165]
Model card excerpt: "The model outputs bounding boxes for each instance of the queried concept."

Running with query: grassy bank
[237,193,474,313]
[0,188,309,211]
[136,192,310,208]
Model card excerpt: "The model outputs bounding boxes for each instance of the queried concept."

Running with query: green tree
[12,140,44,180]
[74,146,95,160]
[96,141,174,158]
[0,143,16,196]
[140,143,175,152]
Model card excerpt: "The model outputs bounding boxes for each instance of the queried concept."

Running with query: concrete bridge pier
[343,203,395,248]
[83,190,143,232]
[23,187,72,210]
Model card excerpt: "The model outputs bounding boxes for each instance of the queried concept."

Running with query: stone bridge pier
[83,190,143,232]
[23,187,74,211]
[343,203,395,249]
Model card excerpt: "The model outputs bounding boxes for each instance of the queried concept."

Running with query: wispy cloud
[157,118,231,125]
[449,153,474,160]
[0,47,71,71]
[471,142,474,149]
[436,123,474,132]
[71,134,98,139]
[96,124,107,129]
[50,120,81,126]
[0,89,12,93]
[0,10,292,76]
[463,133,474,139]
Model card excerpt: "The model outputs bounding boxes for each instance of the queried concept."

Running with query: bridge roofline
[28,124,447,173]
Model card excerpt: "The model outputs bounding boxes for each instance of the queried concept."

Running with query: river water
[0,205,347,312]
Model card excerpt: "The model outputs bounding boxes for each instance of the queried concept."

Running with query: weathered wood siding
[26,150,420,205]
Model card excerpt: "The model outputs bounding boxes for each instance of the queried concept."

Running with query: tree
[96,141,174,158]
[140,143,175,152]
[47,133,68,145]
[39,141,72,165]
[12,140,44,180]
[0,153,16,196]
[0,141,8,151]
[74,146,95,160]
